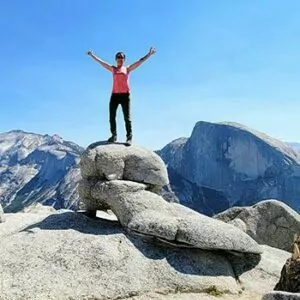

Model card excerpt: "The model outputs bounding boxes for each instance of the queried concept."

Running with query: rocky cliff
[0,130,83,212]
[159,121,300,215]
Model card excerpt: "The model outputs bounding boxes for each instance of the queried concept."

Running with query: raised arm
[127,47,156,72]
[87,50,113,72]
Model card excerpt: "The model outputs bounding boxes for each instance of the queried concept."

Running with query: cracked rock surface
[80,141,169,188]
[215,200,300,251]
[0,207,290,300]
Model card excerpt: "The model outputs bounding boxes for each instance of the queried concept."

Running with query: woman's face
[116,54,125,66]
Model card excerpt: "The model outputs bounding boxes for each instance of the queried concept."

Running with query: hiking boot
[107,135,117,143]
[125,136,132,146]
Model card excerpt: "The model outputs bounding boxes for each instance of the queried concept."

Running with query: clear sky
[1,0,300,150]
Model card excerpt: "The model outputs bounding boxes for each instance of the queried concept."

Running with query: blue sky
[1,0,300,150]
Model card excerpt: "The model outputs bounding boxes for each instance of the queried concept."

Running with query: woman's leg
[120,93,132,142]
[108,94,119,141]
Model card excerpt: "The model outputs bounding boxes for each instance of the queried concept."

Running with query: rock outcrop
[271,235,300,293]
[158,121,300,215]
[79,142,261,254]
[0,207,290,300]
[214,200,300,251]
[274,257,300,293]
[262,292,300,300]
[0,203,5,222]
[80,141,168,189]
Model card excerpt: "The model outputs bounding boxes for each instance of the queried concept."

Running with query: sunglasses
[116,56,125,59]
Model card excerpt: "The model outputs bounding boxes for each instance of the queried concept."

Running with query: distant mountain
[2,125,300,216]
[0,130,83,212]
[158,121,300,216]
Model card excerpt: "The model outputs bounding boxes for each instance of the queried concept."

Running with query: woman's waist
[112,84,130,93]
[111,92,130,95]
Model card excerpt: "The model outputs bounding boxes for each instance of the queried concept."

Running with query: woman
[87,47,156,145]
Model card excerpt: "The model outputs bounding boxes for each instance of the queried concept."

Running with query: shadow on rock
[87,140,126,150]
[225,251,262,277]
[126,233,261,277]
[22,211,261,278]
[22,211,122,236]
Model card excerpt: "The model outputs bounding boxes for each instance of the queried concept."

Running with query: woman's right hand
[87,50,93,56]
[148,47,156,56]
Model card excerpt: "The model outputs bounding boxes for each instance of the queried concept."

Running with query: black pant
[109,93,132,138]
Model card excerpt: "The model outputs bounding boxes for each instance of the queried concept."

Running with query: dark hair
[115,52,126,60]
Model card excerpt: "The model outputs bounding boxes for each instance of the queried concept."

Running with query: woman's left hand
[149,47,156,56]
